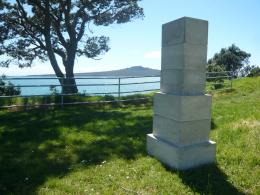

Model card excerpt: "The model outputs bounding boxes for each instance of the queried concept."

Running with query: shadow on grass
[0,103,152,194]
[160,162,243,194]
[0,101,242,195]
[211,118,217,130]
[176,164,244,195]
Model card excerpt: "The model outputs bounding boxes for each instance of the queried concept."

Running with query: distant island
[76,66,160,77]
[30,66,160,77]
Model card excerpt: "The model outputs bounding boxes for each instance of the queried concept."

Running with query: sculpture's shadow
[166,163,244,194]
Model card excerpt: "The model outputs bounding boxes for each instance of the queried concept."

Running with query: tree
[208,44,251,77]
[206,63,225,73]
[0,0,144,93]
[247,66,260,77]
[240,65,255,77]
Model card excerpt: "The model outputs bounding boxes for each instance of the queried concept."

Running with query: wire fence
[0,71,233,108]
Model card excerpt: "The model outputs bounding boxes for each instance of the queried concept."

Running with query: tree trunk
[44,20,78,94]
[61,64,78,94]
[61,77,78,94]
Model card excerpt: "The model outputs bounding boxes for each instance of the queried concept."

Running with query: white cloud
[144,50,161,59]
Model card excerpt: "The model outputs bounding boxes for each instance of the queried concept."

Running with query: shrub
[247,67,260,77]
[212,82,225,90]
[206,63,226,90]
[103,95,115,101]
[0,76,21,96]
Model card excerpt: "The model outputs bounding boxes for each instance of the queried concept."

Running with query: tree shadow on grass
[0,103,152,194]
[0,101,242,195]
[164,163,244,195]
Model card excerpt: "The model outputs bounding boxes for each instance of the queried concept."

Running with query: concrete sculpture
[147,17,216,170]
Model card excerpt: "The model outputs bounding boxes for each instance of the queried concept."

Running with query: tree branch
[72,4,88,28]
[75,7,113,43]
[64,0,75,41]
[43,0,64,78]
[52,14,68,49]
[16,0,45,34]
[76,17,89,42]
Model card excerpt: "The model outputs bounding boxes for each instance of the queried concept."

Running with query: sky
[1,0,260,76]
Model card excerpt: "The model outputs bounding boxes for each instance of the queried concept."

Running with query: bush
[207,63,226,90]
[212,82,225,90]
[247,67,260,77]
[240,65,259,77]
[0,76,21,96]
[103,95,116,101]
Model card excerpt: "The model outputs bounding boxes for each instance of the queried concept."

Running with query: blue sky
[1,0,260,75]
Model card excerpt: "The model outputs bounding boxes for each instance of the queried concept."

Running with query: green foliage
[208,44,251,76]
[206,63,226,89]
[248,66,260,77]
[103,95,116,101]
[240,65,254,77]
[240,65,260,77]
[206,63,225,73]
[0,75,21,96]
[212,82,224,90]
[0,0,144,93]
[0,0,144,68]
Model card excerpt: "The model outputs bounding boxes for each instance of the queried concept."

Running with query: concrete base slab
[147,134,216,170]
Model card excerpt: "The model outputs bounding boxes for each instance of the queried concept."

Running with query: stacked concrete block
[147,17,216,170]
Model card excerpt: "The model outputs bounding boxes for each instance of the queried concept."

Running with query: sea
[5,76,160,96]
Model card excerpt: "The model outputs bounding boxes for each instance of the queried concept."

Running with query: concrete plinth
[147,134,216,170]
[147,17,216,170]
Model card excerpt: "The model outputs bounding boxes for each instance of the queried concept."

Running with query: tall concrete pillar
[147,17,216,170]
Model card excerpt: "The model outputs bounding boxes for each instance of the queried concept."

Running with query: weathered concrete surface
[162,17,208,47]
[153,115,211,146]
[147,17,216,170]
[160,17,208,95]
[160,69,206,95]
[153,93,212,121]
[147,134,216,170]
[161,44,207,70]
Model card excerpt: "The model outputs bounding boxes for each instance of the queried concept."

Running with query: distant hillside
[29,66,160,77]
[74,66,160,77]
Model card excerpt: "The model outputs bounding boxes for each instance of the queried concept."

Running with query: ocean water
[5,76,160,96]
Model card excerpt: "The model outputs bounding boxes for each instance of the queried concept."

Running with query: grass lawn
[0,77,259,194]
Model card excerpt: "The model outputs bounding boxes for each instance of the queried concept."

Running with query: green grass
[0,77,259,194]
[0,91,154,107]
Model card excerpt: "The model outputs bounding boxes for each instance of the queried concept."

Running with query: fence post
[118,77,121,100]
[61,78,64,107]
